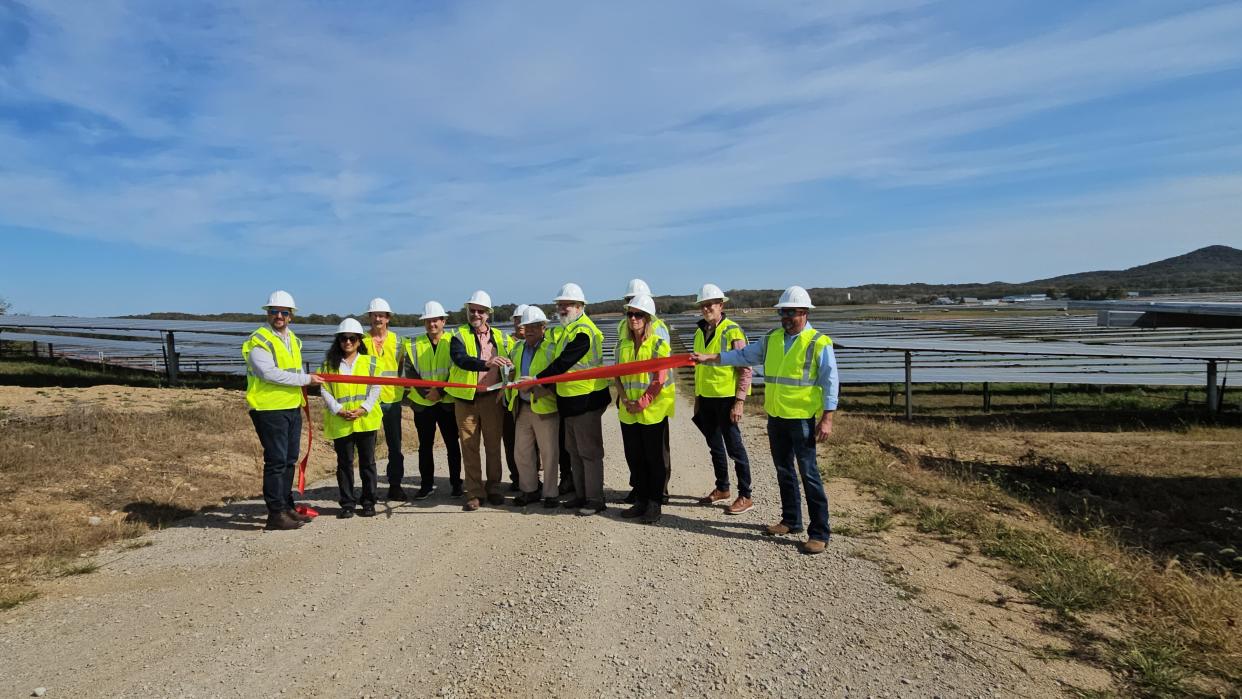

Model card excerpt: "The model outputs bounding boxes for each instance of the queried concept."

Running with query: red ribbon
[314,353,694,392]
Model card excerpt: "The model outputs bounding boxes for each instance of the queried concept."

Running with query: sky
[1,0,1241,317]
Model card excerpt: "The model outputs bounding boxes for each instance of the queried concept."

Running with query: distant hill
[122,245,1242,321]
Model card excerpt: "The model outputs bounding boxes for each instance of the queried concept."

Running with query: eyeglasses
[625,311,648,319]
[338,335,361,343]
[266,309,292,317]
[778,309,803,318]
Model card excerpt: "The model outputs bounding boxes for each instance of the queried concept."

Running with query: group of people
[242,280,839,554]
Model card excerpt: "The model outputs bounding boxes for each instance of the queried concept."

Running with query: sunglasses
[338,335,362,343]
[266,309,292,317]
[625,311,648,319]
[778,309,803,318]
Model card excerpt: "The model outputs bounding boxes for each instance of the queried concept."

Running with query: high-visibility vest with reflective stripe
[362,332,404,404]
[320,355,383,439]
[405,334,456,407]
[693,318,751,399]
[241,326,306,411]
[554,314,607,397]
[616,332,676,425]
[445,326,511,401]
[506,339,558,414]
[762,327,832,419]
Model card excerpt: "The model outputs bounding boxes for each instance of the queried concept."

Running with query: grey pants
[563,407,606,502]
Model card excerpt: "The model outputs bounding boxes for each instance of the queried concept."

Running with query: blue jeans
[694,397,752,497]
[249,408,302,514]
[767,416,830,541]
[380,401,404,486]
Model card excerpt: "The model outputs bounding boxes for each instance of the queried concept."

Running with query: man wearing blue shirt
[691,285,837,555]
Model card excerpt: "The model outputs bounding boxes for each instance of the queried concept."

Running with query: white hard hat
[696,283,728,304]
[465,290,493,311]
[262,290,298,311]
[512,303,529,320]
[335,317,365,335]
[553,282,587,304]
[624,294,657,317]
[774,285,815,309]
[420,301,448,320]
[365,297,392,315]
[624,279,651,299]
[520,305,548,326]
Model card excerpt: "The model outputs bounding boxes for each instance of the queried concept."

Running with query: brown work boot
[264,511,304,531]
[800,539,828,555]
[725,496,753,515]
[763,522,803,536]
[288,509,313,523]
[462,498,481,512]
[697,488,732,506]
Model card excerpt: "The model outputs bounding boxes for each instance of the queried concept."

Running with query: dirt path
[1,397,1077,697]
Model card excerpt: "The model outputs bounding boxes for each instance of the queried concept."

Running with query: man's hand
[729,400,745,424]
[308,375,325,386]
[486,355,513,369]
[425,388,441,402]
[690,352,718,365]
[815,411,834,443]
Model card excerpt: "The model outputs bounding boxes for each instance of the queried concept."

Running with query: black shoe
[622,489,639,505]
[542,497,559,509]
[620,502,648,519]
[513,491,541,506]
[558,480,575,496]
[562,497,587,509]
[265,511,305,530]
[413,485,435,501]
[451,484,465,497]
[640,502,663,524]
[486,493,506,506]
[576,500,607,517]
[387,486,408,502]
[359,504,376,517]
[289,509,313,523]
[337,508,356,519]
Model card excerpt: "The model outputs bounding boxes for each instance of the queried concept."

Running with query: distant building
[931,297,956,306]
[1001,293,1049,303]
[961,297,979,304]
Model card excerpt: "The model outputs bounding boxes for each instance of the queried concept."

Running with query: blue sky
[1,0,1241,316]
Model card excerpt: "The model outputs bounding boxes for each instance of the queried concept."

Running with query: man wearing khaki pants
[446,290,513,511]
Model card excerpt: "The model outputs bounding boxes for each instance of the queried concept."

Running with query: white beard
[558,307,582,327]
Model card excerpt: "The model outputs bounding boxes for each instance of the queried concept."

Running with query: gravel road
[1,398,1062,698]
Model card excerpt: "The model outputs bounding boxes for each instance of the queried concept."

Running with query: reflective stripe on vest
[555,314,607,397]
[445,326,510,401]
[693,318,750,398]
[762,328,831,419]
[321,355,383,439]
[406,335,455,406]
[506,339,558,414]
[362,333,405,404]
[616,334,675,425]
[242,326,305,411]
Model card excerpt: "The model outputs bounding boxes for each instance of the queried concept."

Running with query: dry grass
[0,394,335,609]
[823,408,1242,695]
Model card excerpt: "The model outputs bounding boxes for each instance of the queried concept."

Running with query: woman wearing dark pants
[614,294,676,524]
[320,318,383,518]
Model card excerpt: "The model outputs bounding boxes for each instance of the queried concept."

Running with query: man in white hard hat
[500,304,530,492]
[537,282,611,515]
[447,290,514,511]
[362,297,409,501]
[691,283,754,515]
[616,279,672,505]
[241,290,325,531]
[403,301,463,499]
[691,285,838,555]
[507,305,561,507]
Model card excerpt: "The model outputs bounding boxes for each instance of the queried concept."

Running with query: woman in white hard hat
[361,298,409,502]
[320,318,383,518]
[613,294,675,524]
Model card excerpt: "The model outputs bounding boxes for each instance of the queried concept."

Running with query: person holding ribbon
[507,306,561,508]
[403,301,463,500]
[320,318,383,518]
[242,290,324,532]
[615,279,673,506]
[614,294,675,524]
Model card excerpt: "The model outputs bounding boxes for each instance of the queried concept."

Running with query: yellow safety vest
[693,318,751,398]
[320,355,383,439]
[405,334,456,407]
[445,326,512,401]
[241,326,306,411]
[763,327,832,420]
[616,331,675,425]
[362,332,404,404]
[554,314,607,397]
[506,339,558,414]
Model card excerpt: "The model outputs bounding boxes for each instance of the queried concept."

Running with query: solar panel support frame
[1207,360,1218,417]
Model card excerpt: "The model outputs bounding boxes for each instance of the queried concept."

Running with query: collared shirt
[474,324,501,389]
[247,327,312,387]
[320,354,381,415]
[719,322,838,411]
[697,316,753,401]
[518,337,543,403]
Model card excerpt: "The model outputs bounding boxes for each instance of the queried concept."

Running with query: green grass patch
[1116,634,1191,697]
[863,512,895,532]
[59,561,101,577]
[0,588,39,610]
